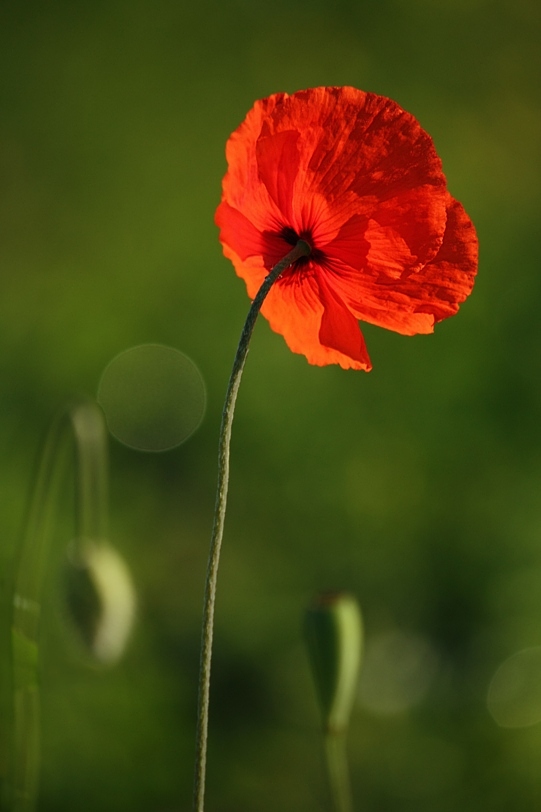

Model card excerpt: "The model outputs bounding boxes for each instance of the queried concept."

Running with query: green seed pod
[305,592,363,735]
[64,542,136,664]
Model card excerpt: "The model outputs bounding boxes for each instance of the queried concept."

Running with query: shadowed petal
[215,202,293,269]
[346,196,478,334]
[256,129,300,222]
[409,196,478,323]
[323,213,370,269]
[215,203,265,261]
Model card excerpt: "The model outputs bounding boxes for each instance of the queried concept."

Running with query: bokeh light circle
[97,344,206,452]
[487,646,541,729]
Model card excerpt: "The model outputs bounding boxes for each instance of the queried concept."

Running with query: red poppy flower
[215,86,478,371]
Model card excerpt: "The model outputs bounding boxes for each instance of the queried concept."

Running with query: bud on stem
[305,592,363,812]
[305,592,363,735]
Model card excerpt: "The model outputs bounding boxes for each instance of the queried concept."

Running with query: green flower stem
[193,239,311,812]
[0,575,13,812]
[71,400,109,545]
[9,400,108,812]
[324,731,353,812]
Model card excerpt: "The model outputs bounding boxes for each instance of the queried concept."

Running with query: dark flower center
[280,226,324,269]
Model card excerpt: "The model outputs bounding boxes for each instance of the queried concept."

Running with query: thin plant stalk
[324,731,353,812]
[9,400,108,812]
[1,564,14,812]
[193,239,311,812]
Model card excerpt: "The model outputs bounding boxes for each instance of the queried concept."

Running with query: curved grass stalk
[9,400,108,812]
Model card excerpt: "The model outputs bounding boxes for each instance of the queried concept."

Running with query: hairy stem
[193,240,311,812]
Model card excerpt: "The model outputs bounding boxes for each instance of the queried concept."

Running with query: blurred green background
[1,0,541,809]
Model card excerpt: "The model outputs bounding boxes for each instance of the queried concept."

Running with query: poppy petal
[215,201,294,270]
[411,196,478,323]
[260,270,371,371]
[316,273,371,368]
[256,129,300,222]
[322,213,370,270]
[345,195,478,334]
[293,88,448,269]
[215,203,265,261]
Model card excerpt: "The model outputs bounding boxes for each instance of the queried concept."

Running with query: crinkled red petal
[255,129,300,224]
[337,194,478,334]
[218,87,448,272]
[260,267,372,371]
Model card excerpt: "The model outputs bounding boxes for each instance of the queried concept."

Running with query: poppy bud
[64,542,136,665]
[305,592,363,735]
